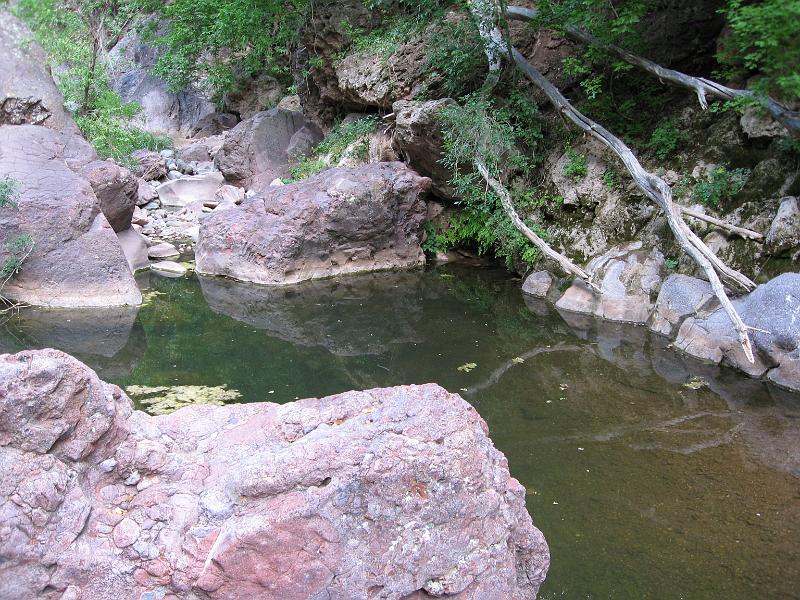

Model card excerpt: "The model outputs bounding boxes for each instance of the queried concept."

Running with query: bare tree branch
[505,5,800,137]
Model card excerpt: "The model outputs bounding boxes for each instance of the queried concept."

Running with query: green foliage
[691,165,751,208]
[338,15,419,61]
[646,117,687,161]
[434,95,547,269]
[665,257,679,269]
[14,0,172,165]
[0,179,33,290]
[0,177,20,209]
[148,0,308,97]
[424,17,487,97]
[562,148,587,181]
[290,116,379,181]
[602,167,619,189]
[718,0,800,100]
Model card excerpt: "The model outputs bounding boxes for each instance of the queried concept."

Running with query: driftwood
[505,5,800,137]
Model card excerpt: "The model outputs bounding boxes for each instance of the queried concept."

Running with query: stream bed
[1,264,798,599]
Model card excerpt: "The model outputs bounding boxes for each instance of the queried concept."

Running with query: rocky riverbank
[0,348,550,599]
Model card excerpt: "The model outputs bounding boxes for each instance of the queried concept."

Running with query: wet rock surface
[0,348,549,600]
[196,162,430,285]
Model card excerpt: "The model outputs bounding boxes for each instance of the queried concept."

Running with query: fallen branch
[509,47,755,362]
[505,5,800,137]
[680,207,764,242]
[475,160,599,290]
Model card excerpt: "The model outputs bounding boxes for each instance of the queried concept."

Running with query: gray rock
[167,169,182,180]
[556,242,666,324]
[740,107,789,140]
[214,184,245,204]
[214,108,322,189]
[116,227,150,273]
[0,12,77,133]
[190,112,239,138]
[0,348,549,599]
[151,260,187,276]
[277,94,302,111]
[196,162,430,285]
[156,171,224,207]
[647,274,714,337]
[148,242,179,260]
[521,271,554,299]
[392,98,457,199]
[136,178,159,206]
[131,150,167,181]
[80,160,138,232]
[675,273,800,390]
[0,125,141,307]
[766,196,800,256]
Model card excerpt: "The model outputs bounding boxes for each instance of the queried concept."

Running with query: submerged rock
[196,162,430,285]
[556,242,666,324]
[674,272,800,391]
[0,348,549,599]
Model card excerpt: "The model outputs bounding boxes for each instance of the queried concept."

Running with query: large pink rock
[196,162,430,285]
[0,349,549,599]
[0,125,142,307]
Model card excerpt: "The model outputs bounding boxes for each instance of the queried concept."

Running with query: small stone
[151,261,188,277]
[112,518,141,548]
[269,178,285,186]
[148,242,179,260]
[167,170,182,180]
[100,458,117,472]
[125,471,141,486]
[521,271,553,299]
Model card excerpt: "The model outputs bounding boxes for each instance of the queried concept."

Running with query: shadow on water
[1,264,797,599]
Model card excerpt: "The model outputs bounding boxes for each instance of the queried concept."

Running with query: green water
[1,265,798,599]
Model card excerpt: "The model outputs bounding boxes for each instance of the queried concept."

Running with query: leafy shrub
[718,0,800,100]
[424,17,487,97]
[602,167,619,189]
[562,148,588,181]
[290,116,380,181]
[647,117,687,161]
[691,166,751,208]
[0,177,20,208]
[434,95,548,270]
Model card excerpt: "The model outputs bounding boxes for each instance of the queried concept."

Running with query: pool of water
[1,265,798,599]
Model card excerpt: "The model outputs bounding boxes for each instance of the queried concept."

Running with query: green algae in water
[126,384,242,415]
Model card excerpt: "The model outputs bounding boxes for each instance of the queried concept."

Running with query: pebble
[112,518,141,548]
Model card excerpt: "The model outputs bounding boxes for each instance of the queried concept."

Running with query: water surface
[1,265,798,599]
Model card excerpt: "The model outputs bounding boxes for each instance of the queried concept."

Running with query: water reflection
[0,266,797,599]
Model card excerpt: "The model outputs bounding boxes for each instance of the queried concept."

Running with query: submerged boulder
[196,162,430,285]
[0,348,550,599]
[674,272,800,391]
[556,241,666,324]
[0,124,141,307]
[214,108,323,189]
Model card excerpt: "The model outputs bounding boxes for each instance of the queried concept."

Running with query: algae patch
[126,384,242,415]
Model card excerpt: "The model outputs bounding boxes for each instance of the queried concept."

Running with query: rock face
[647,274,714,337]
[223,72,284,119]
[108,25,214,136]
[556,242,666,324]
[0,125,141,307]
[675,273,800,391]
[0,348,550,599]
[392,98,456,199]
[196,162,430,285]
[0,13,75,133]
[766,196,800,256]
[214,108,323,189]
[80,160,138,232]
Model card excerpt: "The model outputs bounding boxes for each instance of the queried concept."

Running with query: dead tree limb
[509,47,755,361]
[505,5,800,137]
[475,160,599,289]
[680,207,764,242]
